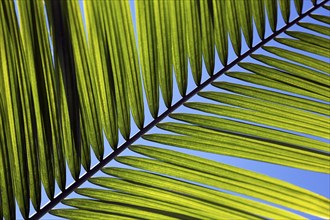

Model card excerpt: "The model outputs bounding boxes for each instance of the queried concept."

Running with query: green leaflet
[50,209,135,220]
[107,1,145,132]
[225,0,241,55]
[5,1,44,210]
[265,0,278,32]
[236,0,253,48]
[55,70,70,186]
[102,167,283,219]
[170,113,329,152]
[285,30,330,49]
[299,22,330,36]
[275,38,330,57]
[25,0,68,193]
[0,101,15,220]
[102,1,130,139]
[153,122,329,172]
[226,71,329,103]
[200,0,215,75]
[199,91,329,135]
[84,1,118,149]
[170,0,188,96]
[239,62,330,102]
[45,0,83,176]
[311,14,330,24]
[185,0,202,85]
[85,179,228,220]
[55,1,97,177]
[263,46,330,74]
[154,1,173,107]
[252,0,265,39]
[88,177,248,219]
[0,3,30,218]
[80,116,91,171]
[250,54,330,87]
[62,199,178,220]
[99,170,261,220]
[114,1,144,130]
[294,0,303,15]
[136,1,159,118]
[213,0,228,65]
[114,1,145,130]
[135,138,329,216]
[184,100,329,139]
[213,81,330,116]
[279,0,291,23]
[76,188,210,220]
[115,155,328,218]
[322,4,330,10]
[129,145,327,217]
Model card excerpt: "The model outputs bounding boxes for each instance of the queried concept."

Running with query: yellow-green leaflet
[50,209,135,220]
[154,0,173,107]
[252,0,265,39]
[294,0,303,15]
[0,100,15,219]
[286,30,330,49]
[45,0,83,175]
[84,1,118,149]
[130,145,327,217]
[279,0,291,23]
[225,0,241,55]
[239,62,330,102]
[150,122,329,172]
[88,178,233,220]
[116,152,327,218]
[0,3,31,217]
[1,1,329,219]
[236,0,253,48]
[169,0,188,96]
[76,188,218,220]
[262,46,330,74]
[251,54,329,87]
[26,1,69,193]
[99,169,262,220]
[170,113,329,152]
[275,37,330,57]
[311,13,330,24]
[185,0,202,85]
[299,21,330,36]
[213,0,228,65]
[136,1,159,118]
[102,2,129,139]
[265,0,278,32]
[200,0,215,75]
[226,71,328,103]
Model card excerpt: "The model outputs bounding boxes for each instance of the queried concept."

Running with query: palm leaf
[0,0,329,219]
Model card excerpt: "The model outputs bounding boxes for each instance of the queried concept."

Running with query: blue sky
[13,1,329,219]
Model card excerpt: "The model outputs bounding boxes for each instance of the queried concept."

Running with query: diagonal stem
[30,0,329,219]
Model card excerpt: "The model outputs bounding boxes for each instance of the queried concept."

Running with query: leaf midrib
[29,1,329,219]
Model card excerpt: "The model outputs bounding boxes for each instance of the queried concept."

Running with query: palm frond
[0,0,329,219]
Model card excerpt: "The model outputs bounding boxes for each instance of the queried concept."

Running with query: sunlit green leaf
[279,0,290,23]
[265,0,278,32]
[299,21,330,35]
[252,0,265,39]
[213,0,228,65]
[136,1,159,118]
[1,1,329,219]
[200,0,215,75]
